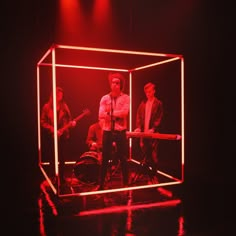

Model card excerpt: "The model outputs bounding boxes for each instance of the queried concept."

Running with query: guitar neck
[74,113,87,122]
[58,109,90,134]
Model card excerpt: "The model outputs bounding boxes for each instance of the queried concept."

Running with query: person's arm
[64,103,73,121]
[112,94,130,118]
[58,103,74,137]
[134,102,144,132]
[152,100,163,132]
[86,123,102,151]
[98,95,111,120]
[86,125,95,146]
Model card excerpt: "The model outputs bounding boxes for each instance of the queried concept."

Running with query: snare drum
[73,151,101,185]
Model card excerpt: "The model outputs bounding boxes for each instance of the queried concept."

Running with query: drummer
[86,119,104,153]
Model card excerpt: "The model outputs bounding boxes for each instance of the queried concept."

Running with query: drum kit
[73,150,120,187]
[73,151,101,185]
[71,132,181,188]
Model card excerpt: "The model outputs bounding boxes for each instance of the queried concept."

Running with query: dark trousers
[142,139,159,176]
[100,130,129,187]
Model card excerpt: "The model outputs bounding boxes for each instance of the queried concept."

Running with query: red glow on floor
[77,199,181,216]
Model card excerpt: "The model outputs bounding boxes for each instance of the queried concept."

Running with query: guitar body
[58,109,91,137]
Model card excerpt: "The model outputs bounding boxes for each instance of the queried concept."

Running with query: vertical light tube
[129,72,132,160]
[181,57,185,182]
[37,65,41,165]
[52,47,59,180]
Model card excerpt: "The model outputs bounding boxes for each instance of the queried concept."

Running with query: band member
[98,72,130,190]
[134,82,163,179]
[86,119,104,153]
[41,87,76,185]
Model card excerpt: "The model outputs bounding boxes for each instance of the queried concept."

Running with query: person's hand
[57,130,63,137]
[134,128,141,132]
[90,142,98,151]
[71,120,76,127]
[91,142,97,147]
[49,126,54,134]
[147,129,154,133]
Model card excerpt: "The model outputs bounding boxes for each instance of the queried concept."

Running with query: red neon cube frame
[37,44,184,197]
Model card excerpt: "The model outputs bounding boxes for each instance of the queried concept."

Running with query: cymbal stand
[130,151,157,185]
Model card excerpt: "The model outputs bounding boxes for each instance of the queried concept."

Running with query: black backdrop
[2,0,234,228]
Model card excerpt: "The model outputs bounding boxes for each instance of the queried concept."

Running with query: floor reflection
[40,157,182,197]
[38,178,184,236]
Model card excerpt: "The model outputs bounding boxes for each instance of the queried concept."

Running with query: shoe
[94,185,104,191]
[98,185,104,190]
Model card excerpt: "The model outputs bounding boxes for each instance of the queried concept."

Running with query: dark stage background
[2,0,234,233]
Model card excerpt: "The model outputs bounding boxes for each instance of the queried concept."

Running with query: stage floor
[9,163,232,236]
[13,159,232,236]
[39,174,183,236]
[37,176,231,236]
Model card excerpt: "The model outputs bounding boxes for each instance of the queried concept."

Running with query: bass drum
[73,151,101,185]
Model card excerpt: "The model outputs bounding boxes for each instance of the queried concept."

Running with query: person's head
[49,87,64,104]
[144,82,156,100]
[56,87,64,101]
[108,72,125,92]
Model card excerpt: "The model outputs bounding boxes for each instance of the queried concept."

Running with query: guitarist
[41,87,76,185]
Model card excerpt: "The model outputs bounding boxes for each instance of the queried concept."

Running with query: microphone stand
[107,95,115,185]
[110,96,115,133]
